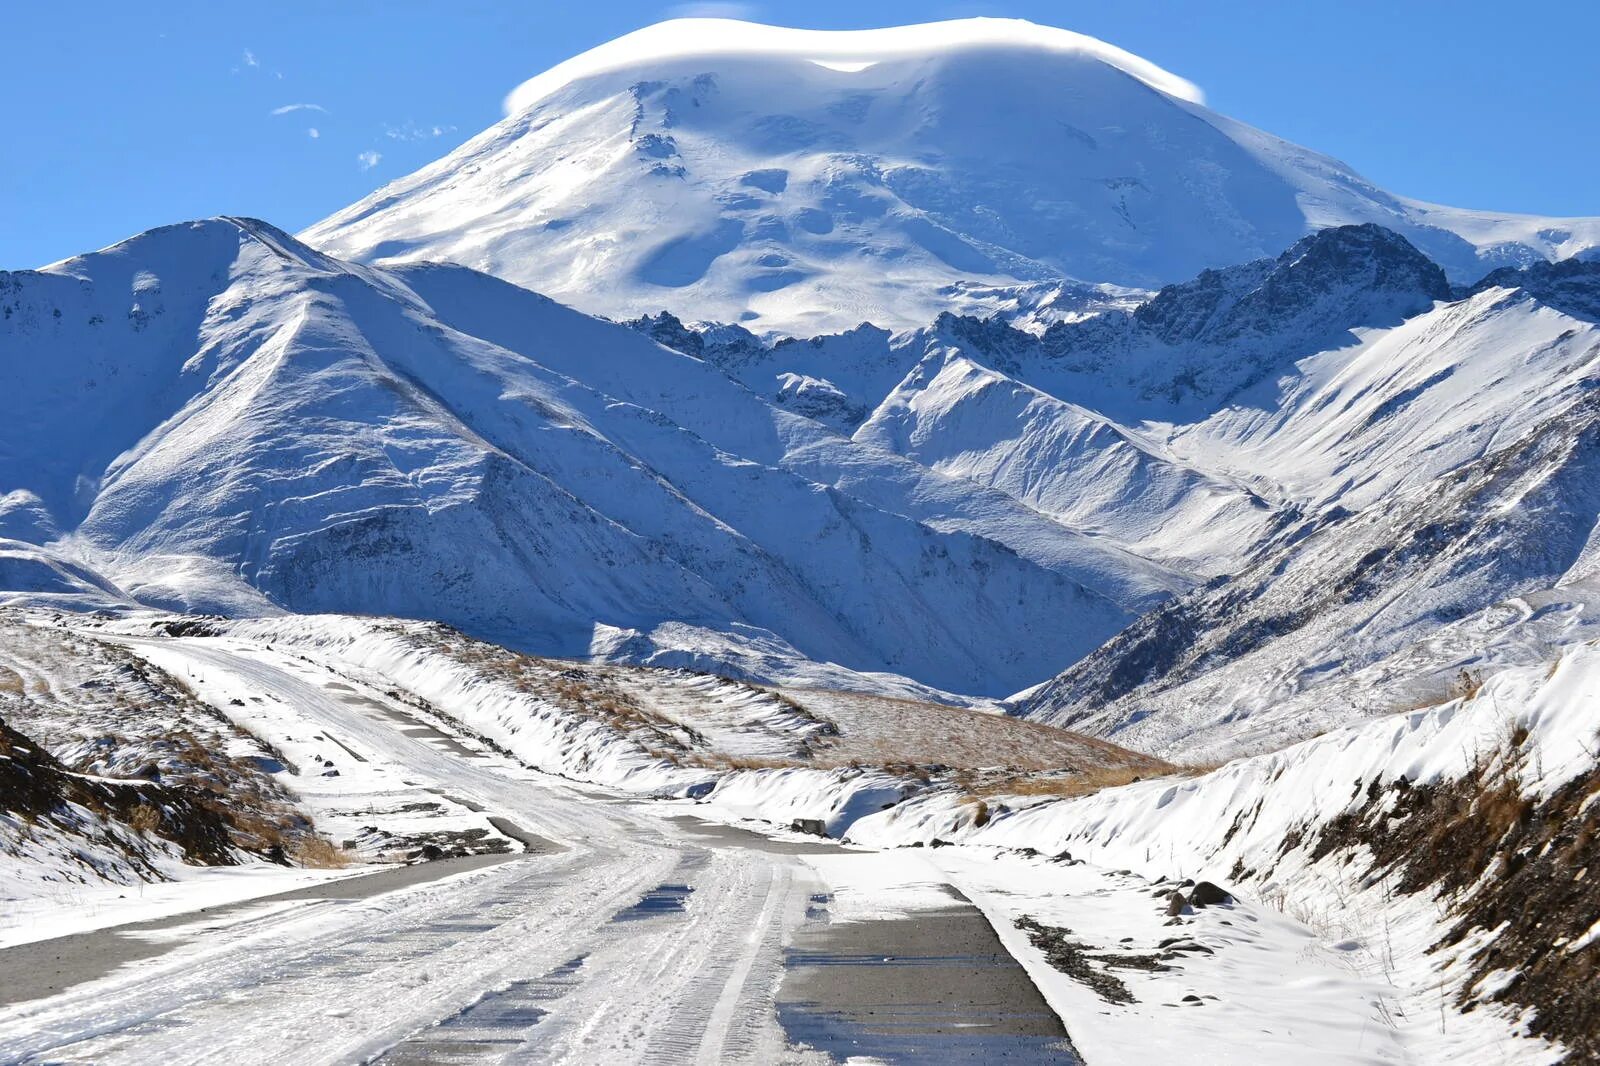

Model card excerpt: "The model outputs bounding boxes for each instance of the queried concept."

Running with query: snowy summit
[307,17,1600,335]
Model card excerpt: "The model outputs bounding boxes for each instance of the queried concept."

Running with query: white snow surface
[829,644,1600,1064]
[1014,275,1600,754]
[1,217,1179,699]
[304,18,1600,335]
[1,608,1587,1064]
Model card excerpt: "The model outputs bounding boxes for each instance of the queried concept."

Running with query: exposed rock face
[1468,255,1600,321]
[1028,224,1454,409]
[1187,881,1231,907]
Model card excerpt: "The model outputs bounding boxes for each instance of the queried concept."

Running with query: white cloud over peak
[357,150,382,170]
[502,18,1203,115]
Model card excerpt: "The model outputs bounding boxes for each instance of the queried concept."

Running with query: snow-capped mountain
[621,224,1600,755]
[0,217,1182,698]
[6,16,1599,752]
[7,19,1600,1066]
[1013,256,1600,755]
[303,18,1600,336]
[7,208,1596,752]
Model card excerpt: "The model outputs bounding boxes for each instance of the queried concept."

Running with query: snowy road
[0,637,1078,1064]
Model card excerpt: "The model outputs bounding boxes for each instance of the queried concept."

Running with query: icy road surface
[0,636,1079,1064]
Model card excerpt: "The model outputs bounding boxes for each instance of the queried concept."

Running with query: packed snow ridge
[305,17,1600,335]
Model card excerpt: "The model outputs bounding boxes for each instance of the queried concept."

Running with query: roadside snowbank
[827,645,1600,1064]
[225,616,708,795]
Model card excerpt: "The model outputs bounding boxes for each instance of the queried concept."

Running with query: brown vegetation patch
[788,687,1165,773]
[1,617,343,871]
[959,764,1166,802]
[392,623,704,754]
[288,835,353,868]
[1301,747,1600,1061]
[0,714,235,867]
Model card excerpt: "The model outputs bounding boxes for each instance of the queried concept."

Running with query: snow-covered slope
[9,214,1595,744]
[630,225,1600,751]
[852,350,1276,574]
[0,217,1182,698]
[1016,256,1600,755]
[848,639,1600,1064]
[666,225,1487,580]
[302,18,1600,336]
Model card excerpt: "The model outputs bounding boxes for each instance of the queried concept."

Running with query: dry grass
[683,753,806,771]
[959,763,1159,801]
[426,630,699,753]
[1446,668,1485,702]
[290,835,352,869]
[1175,759,1229,777]
[1302,734,1600,1059]
[952,751,1233,805]
[224,809,293,851]
[784,686,1173,774]
[0,618,352,871]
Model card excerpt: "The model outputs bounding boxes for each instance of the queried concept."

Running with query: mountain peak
[38,216,344,286]
[1277,223,1449,293]
[1469,255,1600,321]
[304,22,1599,336]
[1133,223,1450,345]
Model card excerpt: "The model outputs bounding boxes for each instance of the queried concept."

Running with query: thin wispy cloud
[308,128,321,139]
[271,103,328,116]
[383,120,456,142]
[357,150,382,170]
[243,49,259,67]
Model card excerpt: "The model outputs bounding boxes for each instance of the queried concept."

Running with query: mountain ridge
[0,216,1169,699]
[6,206,1598,748]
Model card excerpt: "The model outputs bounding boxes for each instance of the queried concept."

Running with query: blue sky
[4,1,1596,267]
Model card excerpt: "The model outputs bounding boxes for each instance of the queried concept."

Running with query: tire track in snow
[2,632,1079,1064]
[0,636,820,1064]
